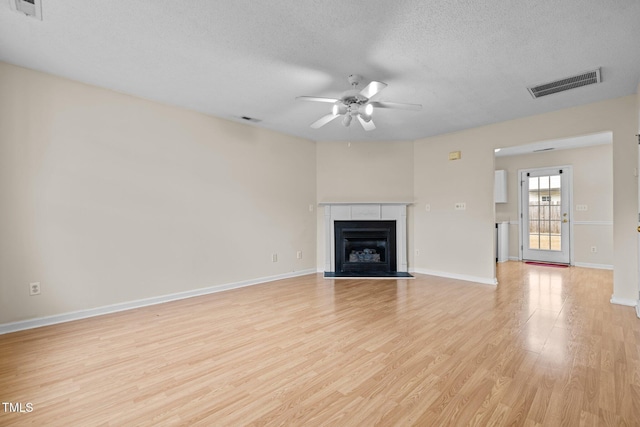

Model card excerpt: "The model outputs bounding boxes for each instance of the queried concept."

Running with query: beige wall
[316,140,414,203]
[412,132,497,282]
[2,61,637,326]
[495,144,613,267]
[315,140,414,268]
[0,62,317,324]
[412,95,638,300]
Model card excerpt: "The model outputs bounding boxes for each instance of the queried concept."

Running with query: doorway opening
[519,166,572,264]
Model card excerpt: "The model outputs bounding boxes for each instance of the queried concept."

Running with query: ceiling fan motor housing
[341,89,367,105]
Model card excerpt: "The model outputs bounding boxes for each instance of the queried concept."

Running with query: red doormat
[525,261,569,268]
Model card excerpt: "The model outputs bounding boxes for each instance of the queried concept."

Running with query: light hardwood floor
[1,262,639,426]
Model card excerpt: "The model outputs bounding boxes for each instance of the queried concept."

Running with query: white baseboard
[610,296,638,307]
[573,262,613,270]
[410,268,497,286]
[504,259,613,270]
[0,269,317,335]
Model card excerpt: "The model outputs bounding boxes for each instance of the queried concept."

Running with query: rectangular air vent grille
[528,68,601,99]
[10,0,42,20]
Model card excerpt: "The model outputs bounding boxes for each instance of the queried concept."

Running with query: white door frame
[518,165,574,264]
[637,141,640,317]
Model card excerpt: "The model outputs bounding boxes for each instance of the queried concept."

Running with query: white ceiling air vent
[9,0,42,20]
[527,68,601,99]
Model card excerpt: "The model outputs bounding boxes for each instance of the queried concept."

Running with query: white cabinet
[494,170,507,203]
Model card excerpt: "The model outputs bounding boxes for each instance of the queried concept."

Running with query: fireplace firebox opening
[334,220,397,273]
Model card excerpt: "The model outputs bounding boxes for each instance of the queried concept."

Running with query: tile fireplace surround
[320,203,409,273]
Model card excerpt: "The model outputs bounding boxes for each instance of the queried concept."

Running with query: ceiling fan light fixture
[364,103,373,115]
[332,103,347,116]
[342,115,352,127]
[358,103,373,122]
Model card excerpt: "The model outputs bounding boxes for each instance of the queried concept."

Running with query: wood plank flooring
[1,262,639,426]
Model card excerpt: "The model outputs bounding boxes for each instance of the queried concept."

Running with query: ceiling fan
[296,74,422,131]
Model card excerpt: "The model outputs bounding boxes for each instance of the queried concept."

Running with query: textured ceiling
[1,1,639,142]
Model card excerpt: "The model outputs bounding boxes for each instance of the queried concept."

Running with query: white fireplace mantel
[321,203,410,273]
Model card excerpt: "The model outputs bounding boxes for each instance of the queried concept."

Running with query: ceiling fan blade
[359,81,387,99]
[296,96,340,103]
[311,113,340,129]
[357,115,376,131]
[369,101,422,111]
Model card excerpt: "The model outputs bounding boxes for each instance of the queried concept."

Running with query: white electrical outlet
[297,251,302,259]
[272,253,278,262]
[590,246,597,253]
[29,282,41,296]
[454,202,466,210]
[425,204,431,212]
[308,204,314,212]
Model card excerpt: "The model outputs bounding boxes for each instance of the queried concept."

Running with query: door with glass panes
[520,167,571,264]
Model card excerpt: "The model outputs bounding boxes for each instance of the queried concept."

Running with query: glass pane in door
[528,174,562,251]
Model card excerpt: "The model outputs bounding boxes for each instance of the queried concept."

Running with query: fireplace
[334,221,397,273]
[321,203,410,277]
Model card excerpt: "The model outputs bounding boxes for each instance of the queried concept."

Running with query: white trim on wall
[610,296,638,307]
[0,269,317,335]
[573,221,614,226]
[410,268,497,286]
[573,262,613,270]
[504,258,611,269]
[506,220,613,226]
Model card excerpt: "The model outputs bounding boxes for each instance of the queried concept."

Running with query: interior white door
[521,167,571,264]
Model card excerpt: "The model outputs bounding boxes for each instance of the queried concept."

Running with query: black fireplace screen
[345,239,385,263]
[334,220,397,273]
